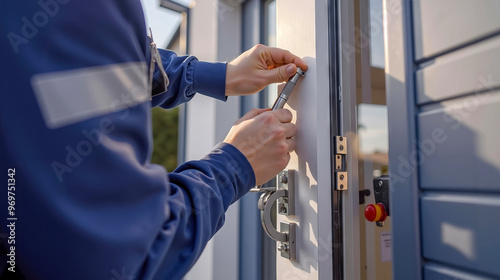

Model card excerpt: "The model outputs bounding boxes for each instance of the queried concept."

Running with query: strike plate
[277,170,295,216]
[278,222,296,260]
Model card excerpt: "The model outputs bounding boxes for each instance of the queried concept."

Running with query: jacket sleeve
[151,49,228,108]
[0,1,253,280]
[140,143,255,279]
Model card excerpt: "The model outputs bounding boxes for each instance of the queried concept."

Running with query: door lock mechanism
[255,170,297,260]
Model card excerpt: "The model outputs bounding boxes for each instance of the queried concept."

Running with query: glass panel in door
[354,0,392,279]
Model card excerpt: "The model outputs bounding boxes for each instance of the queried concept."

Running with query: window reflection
[265,0,278,108]
[369,0,385,68]
[358,104,388,179]
[355,0,389,188]
[267,0,276,48]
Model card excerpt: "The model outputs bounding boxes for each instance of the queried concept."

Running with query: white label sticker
[380,231,392,262]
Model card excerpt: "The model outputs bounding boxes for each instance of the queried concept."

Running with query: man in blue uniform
[0,1,307,279]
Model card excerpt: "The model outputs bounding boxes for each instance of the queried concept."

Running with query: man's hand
[224,108,297,185]
[225,44,308,96]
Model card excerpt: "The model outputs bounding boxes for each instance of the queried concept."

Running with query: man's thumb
[268,64,297,83]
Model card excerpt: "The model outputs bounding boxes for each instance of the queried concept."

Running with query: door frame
[338,0,362,279]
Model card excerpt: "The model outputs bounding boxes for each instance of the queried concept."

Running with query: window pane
[369,0,385,68]
[265,0,278,108]
[354,1,392,279]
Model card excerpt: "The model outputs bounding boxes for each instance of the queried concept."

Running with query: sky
[140,0,191,48]
[369,0,385,68]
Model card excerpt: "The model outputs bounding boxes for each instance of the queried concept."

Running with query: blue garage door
[386,0,500,279]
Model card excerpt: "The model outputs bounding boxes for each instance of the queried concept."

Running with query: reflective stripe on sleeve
[31,62,148,129]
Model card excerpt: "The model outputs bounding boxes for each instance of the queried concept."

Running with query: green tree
[151,106,178,171]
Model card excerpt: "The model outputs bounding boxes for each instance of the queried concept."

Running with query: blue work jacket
[0,1,255,279]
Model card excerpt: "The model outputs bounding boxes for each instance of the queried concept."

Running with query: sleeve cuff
[207,142,256,200]
[193,61,227,101]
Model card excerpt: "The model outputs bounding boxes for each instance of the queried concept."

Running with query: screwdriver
[271,67,306,110]
[250,66,306,193]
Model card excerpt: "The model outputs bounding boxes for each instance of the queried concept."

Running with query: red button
[364,203,387,222]
[364,204,377,221]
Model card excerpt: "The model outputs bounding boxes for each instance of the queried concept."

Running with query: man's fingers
[259,45,308,84]
[286,138,296,153]
[266,47,308,71]
[283,123,298,139]
[264,64,297,83]
[272,109,293,123]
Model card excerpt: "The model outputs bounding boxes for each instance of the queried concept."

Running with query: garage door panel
[421,194,500,278]
[416,35,500,104]
[417,91,500,190]
[424,263,496,280]
[413,0,500,60]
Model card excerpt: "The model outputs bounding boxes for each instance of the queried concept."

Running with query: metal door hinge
[335,136,348,191]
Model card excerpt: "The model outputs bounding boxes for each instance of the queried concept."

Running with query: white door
[275,0,394,279]
[275,0,336,279]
